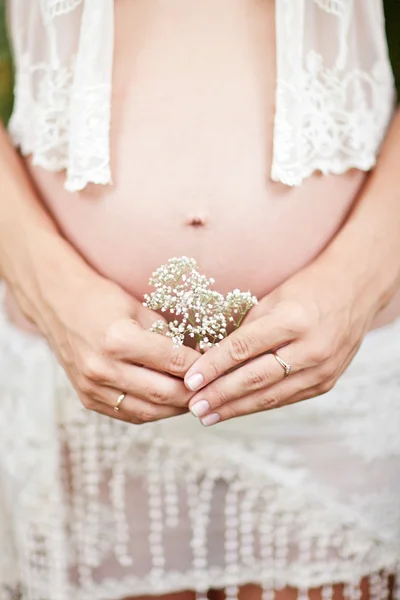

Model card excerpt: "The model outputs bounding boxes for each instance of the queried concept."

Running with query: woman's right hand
[0,124,199,424]
[33,267,201,425]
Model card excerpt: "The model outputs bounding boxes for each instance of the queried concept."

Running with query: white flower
[144,257,258,350]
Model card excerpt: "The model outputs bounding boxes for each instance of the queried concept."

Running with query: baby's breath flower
[144,257,258,350]
[149,320,167,335]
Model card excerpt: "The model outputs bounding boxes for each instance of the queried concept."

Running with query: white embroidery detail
[7,1,395,192]
[8,0,113,193]
[272,0,395,186]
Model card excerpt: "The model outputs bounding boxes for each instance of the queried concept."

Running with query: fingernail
[186,373,204,391]
[201,413,221,427]
[190,399,210,418]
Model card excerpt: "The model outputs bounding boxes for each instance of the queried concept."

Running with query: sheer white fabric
[6,0,395,192]
[7,0,114,192]
[0,288,399,600]
[273,0,395,185]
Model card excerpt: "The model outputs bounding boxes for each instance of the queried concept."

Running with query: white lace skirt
[0,295,399,600]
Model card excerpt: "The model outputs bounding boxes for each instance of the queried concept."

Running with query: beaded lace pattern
[7,0,395,192]
[0,291,399,599]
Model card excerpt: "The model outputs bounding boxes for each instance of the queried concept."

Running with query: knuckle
[134,404,158,424]
[81,395,97,412]
[103,323,124,355]
[281,302,313,335]
[78,375,95,396]
[148,387,169,405]
[222,404,238,421]
[258,394,280,412]
[82,354,108,382]
[318,379,336,395]
[246,369,268,391]
[103,320,138,356]
[229,335,251,363]
[211,385,228,408]
[205,359,220,382]
[308,343,332,365]
[167,350,187,376]
[318,361,336,380]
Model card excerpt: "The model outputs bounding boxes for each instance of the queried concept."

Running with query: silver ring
[273,352,291,378]
[114,393,126,412]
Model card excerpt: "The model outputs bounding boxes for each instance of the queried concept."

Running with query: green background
[0,1,399,125]
[0,0,12,124]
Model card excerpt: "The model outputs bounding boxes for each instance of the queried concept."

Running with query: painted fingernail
[190,400,210,418]
[186,373,204,391]
[201,413,221,427]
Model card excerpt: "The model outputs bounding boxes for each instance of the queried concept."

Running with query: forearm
[0,123,98,332]
[315,108,400,316]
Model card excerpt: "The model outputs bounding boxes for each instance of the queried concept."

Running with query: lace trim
[272,0,395,186]
[10,56,73,171]
[0,295,399,600]
[7,0,396,192]
[271,58,394,186]
[8,0,113,193]
[10,61,112,191]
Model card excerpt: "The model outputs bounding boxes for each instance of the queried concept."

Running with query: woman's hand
[41,269,201,425]
[0,124,200,425]
[14,242,200,424]
[183,255,386,426]
[182,110,400,426]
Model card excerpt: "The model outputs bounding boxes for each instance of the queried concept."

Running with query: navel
[186,214,208,228]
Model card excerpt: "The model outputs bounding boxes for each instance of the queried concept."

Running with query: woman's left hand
[183,257,383,426]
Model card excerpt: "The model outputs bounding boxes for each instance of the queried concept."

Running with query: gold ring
[114,393,126,412]
[273,352,291,378]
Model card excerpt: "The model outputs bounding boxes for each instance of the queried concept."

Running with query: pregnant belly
[6,0,400,330]
[9,163,374,332]
[24,0,367,301]
[28,165,364,302]
[9,165,400,332]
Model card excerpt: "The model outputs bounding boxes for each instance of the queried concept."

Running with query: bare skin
[123,593,195,600]
[123,575,394,600]
[212,579,385,600]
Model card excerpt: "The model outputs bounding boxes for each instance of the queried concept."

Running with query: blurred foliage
[0,1,399,126]
[384,0,400,96]
[0,0,13,125]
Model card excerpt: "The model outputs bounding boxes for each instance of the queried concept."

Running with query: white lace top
[7,0,396,193]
